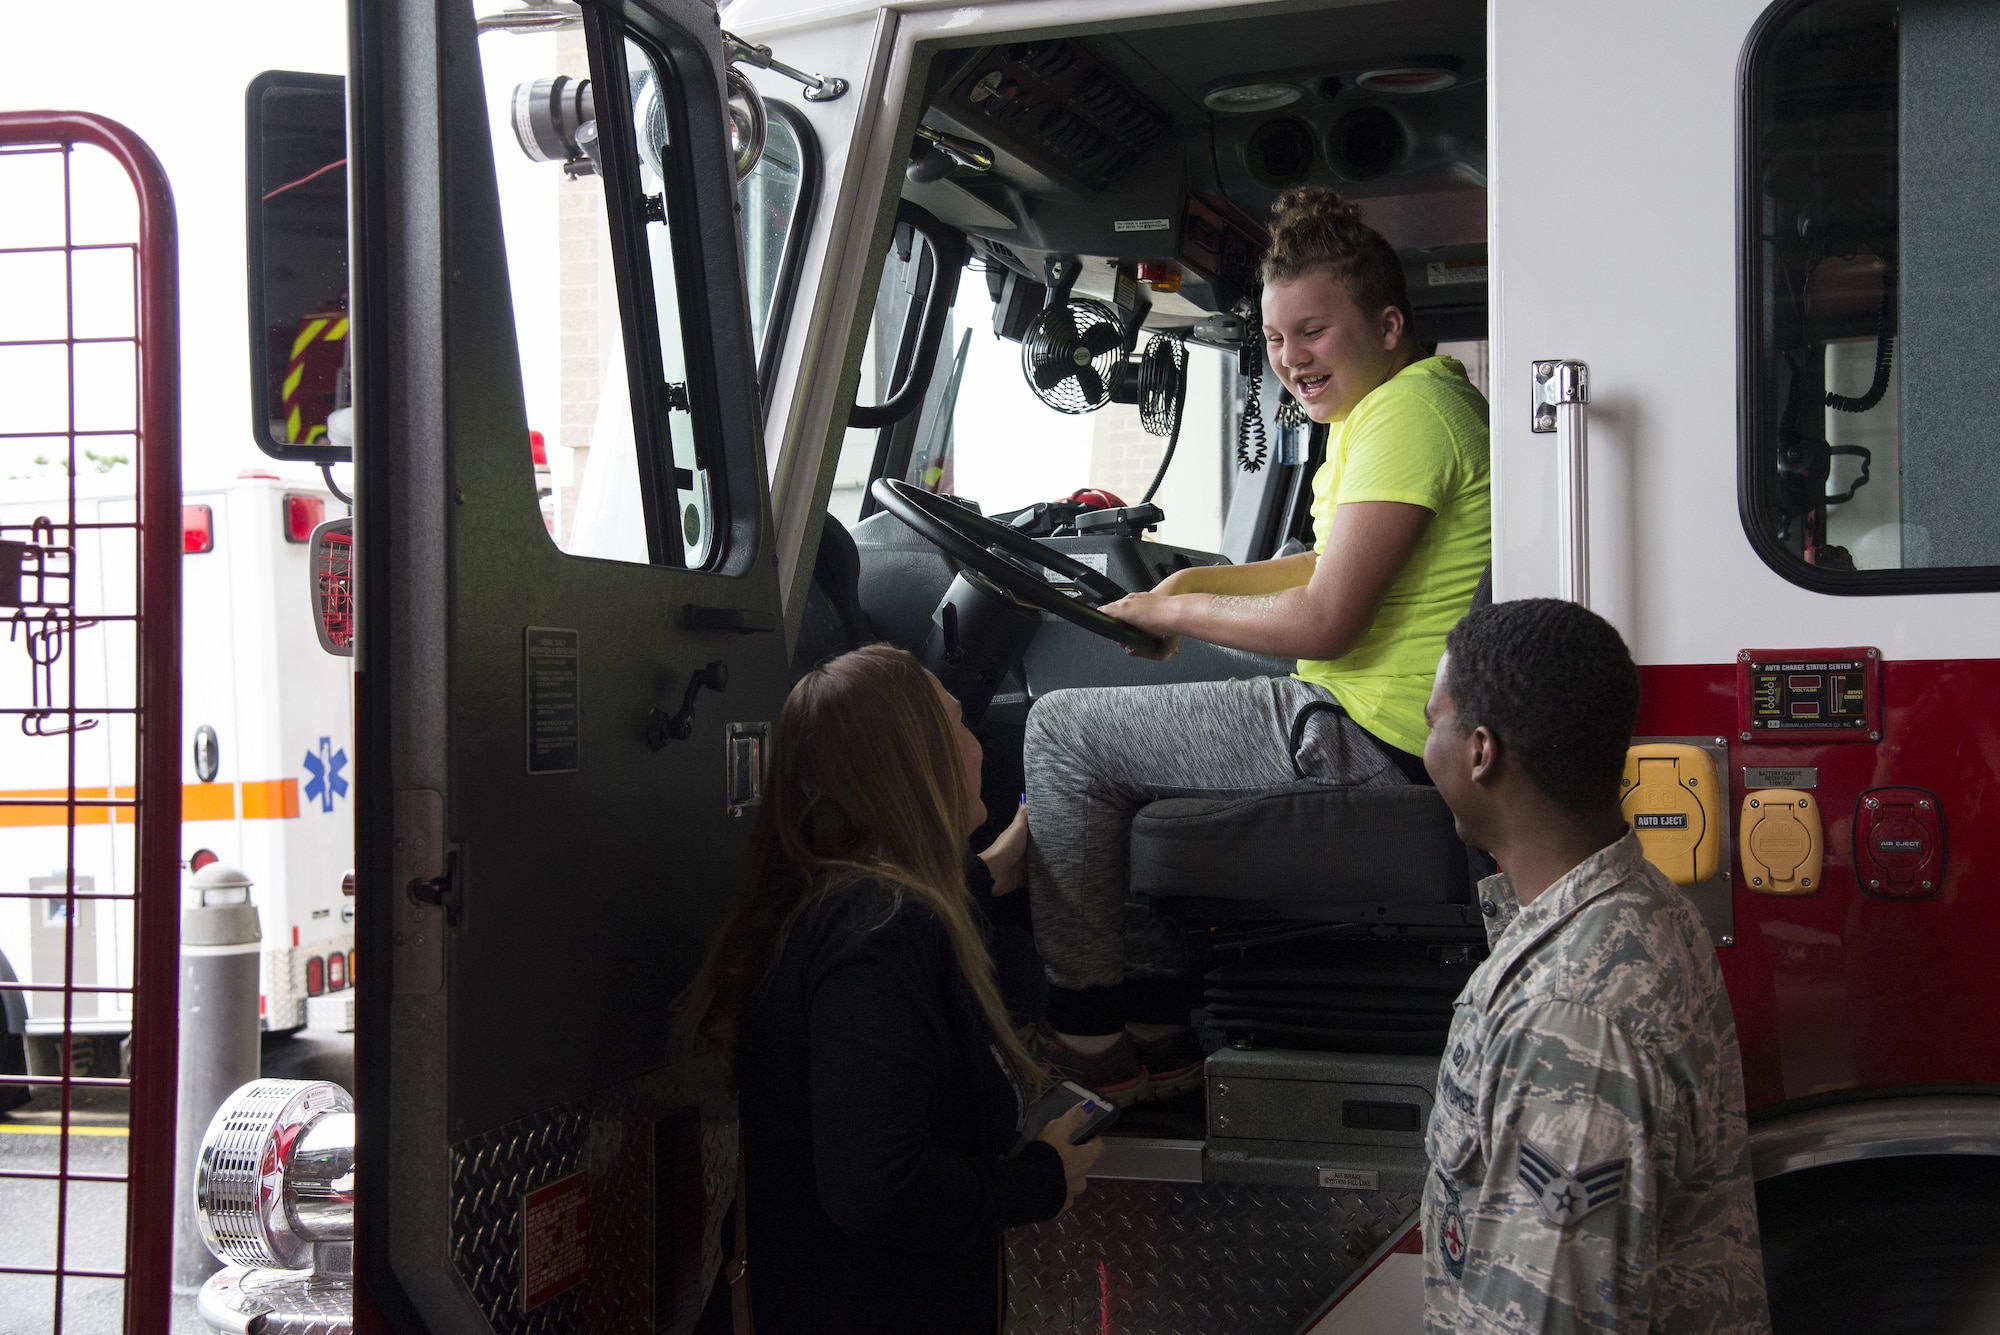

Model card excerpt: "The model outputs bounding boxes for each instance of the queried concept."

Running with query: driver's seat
[1126,567,1495,1054]
[791,514,877,678]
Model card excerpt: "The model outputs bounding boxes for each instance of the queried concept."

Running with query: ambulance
[0,469,355,1080]
[14,0,2000,1327]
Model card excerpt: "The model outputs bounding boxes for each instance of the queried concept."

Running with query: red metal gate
[0,112,181,1334]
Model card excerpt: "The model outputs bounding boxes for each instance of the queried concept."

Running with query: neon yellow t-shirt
[1295,355,1490,756]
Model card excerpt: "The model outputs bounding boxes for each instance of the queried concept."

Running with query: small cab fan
[1135,333,1188,439]
[1022,298,1125,414]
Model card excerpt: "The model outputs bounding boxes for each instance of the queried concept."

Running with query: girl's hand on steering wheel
[1100,592,1181,661]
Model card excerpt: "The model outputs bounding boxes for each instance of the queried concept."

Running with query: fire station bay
[2,0,1998,1332]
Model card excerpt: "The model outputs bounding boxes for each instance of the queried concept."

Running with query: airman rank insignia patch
[1517,1140,1627,1228]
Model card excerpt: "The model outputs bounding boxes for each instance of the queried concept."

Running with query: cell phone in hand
[1014,1079,1120,1155]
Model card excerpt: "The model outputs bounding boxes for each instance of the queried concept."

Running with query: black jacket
[736,877,1067,1334]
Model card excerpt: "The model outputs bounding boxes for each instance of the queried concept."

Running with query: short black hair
[1441,599,1640,812]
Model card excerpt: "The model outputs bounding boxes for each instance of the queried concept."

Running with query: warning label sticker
[1426,259,1489,287]
[1115,218,1171,233]
[525,627,580,775]
[1043,551,1111,584]
[521,1170,590,1310]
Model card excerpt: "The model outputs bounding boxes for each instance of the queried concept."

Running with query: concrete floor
[0,1030,354,1335]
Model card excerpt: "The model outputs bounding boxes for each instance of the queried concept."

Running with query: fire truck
[11,0,2000,1327]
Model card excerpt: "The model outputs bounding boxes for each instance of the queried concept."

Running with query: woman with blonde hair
[681,643,1102,1334]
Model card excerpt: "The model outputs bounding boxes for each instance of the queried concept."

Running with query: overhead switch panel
[1621,744,1720,886]
[1740,789,1823,895]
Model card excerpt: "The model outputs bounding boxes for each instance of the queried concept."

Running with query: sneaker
[1034,1024,1150,1107]
[1127,1026,1205,1098]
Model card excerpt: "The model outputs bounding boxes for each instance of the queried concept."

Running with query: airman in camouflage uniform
[1421,831,1770,1333]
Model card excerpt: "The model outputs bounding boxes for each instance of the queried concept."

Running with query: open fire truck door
[333,0,790,1327]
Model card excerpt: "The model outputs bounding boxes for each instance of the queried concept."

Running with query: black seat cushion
[1131,784,1470,907]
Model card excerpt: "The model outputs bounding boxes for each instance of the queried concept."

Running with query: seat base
[1130,784,1480,912]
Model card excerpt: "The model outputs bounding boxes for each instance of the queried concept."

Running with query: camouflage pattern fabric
[1422,831,1771,1334]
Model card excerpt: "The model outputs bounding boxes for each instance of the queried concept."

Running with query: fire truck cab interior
[790,0,1495,1183]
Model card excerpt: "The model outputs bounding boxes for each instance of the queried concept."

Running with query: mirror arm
[723,32,848,102]
[476,2,582,35]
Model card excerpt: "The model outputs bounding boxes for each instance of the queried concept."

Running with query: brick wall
[1087,404,1160,504]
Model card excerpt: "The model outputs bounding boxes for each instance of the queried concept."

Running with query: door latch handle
[408,851,460,928]
[649,661,729,748]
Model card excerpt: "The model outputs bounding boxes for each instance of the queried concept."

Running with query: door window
[1743,0,2000,588]
[740,103,815,388]
[475,14,733,566]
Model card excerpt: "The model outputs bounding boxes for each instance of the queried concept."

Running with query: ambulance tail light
[305,955,325,996]
[327,951,346,991]
[195,1079,354,1270]
[283,494,326,543]
[183,504,214,554]
[530,428,548,467]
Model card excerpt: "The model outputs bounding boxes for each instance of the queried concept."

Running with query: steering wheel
[868,478,1162,653]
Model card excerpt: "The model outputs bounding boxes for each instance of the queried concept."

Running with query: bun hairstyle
[1260,188,1414,329]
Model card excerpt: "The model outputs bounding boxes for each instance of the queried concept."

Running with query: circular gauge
[1203,82,1303,114]
[1354,66,1460,94]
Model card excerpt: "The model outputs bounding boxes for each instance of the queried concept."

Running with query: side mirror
[309,516,354,657]
[246,70,349,463]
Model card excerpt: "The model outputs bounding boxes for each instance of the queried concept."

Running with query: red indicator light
[189,847,219,872]
[1790,701,1821,717]
[1787,674,1822,691]
[328,951,347,991]
[183,504,214,554]
[283,494,326,543]
[530,429,548,466]
[306,955,326,996]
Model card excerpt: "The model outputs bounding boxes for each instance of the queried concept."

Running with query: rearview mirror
[246,70,349,462]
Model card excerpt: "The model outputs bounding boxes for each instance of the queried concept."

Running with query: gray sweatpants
[1024,675,1411,1033]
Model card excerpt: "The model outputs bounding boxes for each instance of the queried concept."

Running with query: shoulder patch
[1516,1139,1627,1228]
[1437,1177,1468,1279]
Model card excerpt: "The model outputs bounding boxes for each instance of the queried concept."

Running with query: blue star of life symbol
[303,736,349,812]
